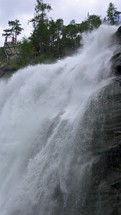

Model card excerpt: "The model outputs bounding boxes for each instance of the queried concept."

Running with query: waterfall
[0,25,118,215]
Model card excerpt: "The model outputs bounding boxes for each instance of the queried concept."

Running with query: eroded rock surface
[88,25,121,215]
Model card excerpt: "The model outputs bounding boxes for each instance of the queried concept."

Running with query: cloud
[0,0,34,26]
[48,0,121,23]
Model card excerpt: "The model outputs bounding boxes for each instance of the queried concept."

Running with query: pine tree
[107,2,117,25]
[8,19,23,43]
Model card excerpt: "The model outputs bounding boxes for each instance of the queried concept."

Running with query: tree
[79,21,89,33]
[8,19,23,43]
[30,0,52,54]
[87,15,102,30]
[63,20,80,50]
[2,19,23,44]
[107,2,117,25]
[20,37,35,62]
[53,19,64,56]
[35,0,52,22]
[2,29,12,43]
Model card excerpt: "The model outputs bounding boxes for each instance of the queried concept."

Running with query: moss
[113,166,121,173]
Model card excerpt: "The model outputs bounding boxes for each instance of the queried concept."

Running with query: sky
[0,0,121,46]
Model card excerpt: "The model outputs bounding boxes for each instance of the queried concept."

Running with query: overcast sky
[0,0,121,46]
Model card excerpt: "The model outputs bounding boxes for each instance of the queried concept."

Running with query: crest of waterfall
[0,25,118,215]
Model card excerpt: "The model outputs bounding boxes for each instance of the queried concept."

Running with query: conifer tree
[107,2,117,25]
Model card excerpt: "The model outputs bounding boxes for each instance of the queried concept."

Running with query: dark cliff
[86,26,121,215]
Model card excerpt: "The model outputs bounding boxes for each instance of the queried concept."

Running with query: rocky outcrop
[4,42,20,60]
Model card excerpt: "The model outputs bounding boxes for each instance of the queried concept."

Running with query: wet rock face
[84,82,121,215]
[83,26,121,215]
[112,26,121,75]
[95,26,121,215]
[115,26,121,43]
[109,27,121,214]
[111,51,121,75]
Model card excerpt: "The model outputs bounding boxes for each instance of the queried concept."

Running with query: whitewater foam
[0,25,118,215]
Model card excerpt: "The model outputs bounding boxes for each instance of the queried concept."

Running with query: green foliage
[113,167,121,173]
[0,47,6,62]
[79,21,89,32]
[48,19,64,57]
[7,59,19,70]
[87,15,102,30]
[62,21,81,53]
[20,38,35,61]
[34,53,55,64]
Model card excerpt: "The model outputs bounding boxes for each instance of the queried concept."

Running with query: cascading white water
[0,25,118,215]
